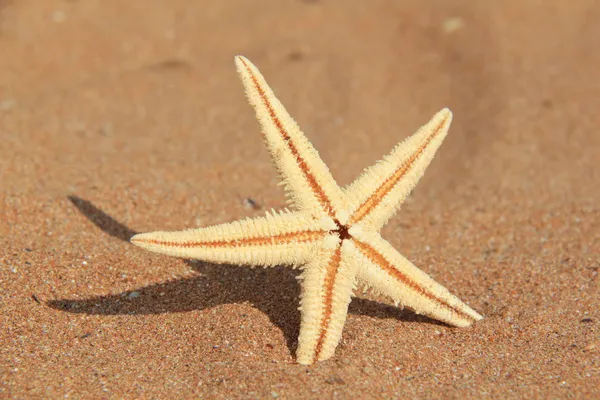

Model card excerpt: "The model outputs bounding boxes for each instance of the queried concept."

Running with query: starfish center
[332,219,351,241]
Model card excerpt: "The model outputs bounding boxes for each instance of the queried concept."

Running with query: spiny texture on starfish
[131,55,483,365]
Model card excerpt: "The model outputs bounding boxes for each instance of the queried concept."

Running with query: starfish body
[131,56,482,365]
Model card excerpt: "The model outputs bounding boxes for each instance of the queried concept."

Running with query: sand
[1,1,599,398]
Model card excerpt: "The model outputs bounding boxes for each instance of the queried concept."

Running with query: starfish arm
[235,55,344,219]
[296,239,359,365]
[350,231,482,327]
[130,211,328,267]
[345,109,452,231]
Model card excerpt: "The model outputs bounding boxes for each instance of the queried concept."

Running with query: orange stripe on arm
[296,240,358,364]
[131,211,326,268]
[235,56,344,219]
[345,109,453,230]
[352,232,482,327]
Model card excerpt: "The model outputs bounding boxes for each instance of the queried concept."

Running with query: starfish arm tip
[437,107,453,123]
[234,55,252,73]
[129,232,153,249]
[296,358,313,366]
[130,233,142,244]
[448,306,484,327]
[466,306,484,323]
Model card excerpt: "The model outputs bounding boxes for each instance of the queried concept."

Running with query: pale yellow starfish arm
[345,109,452,231]
[235,56,345,220]
[131,211,328,267]
[350,230,482,327]
[296,239,358,365]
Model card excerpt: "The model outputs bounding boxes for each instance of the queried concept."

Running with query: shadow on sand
[50,196,443,353]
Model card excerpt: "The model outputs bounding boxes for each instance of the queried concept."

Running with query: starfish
[131,56,483,365]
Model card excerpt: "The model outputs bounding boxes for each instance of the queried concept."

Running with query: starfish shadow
[52,196,443,353]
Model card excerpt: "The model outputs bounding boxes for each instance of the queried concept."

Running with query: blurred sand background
[1,1,599,398]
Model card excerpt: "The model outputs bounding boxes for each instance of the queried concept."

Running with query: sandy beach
[1,1,599,398]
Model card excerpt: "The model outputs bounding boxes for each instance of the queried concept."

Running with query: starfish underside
[131,56,482,365]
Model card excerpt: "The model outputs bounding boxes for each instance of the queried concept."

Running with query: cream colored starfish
[131,56,482,365]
